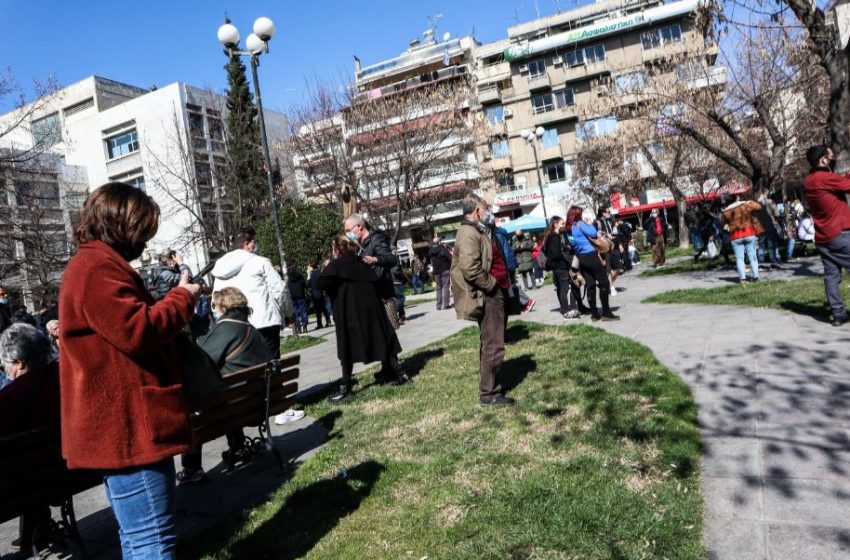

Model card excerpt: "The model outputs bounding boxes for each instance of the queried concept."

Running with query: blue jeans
[785,237,796,261]
[293,298,308,328]
[410,274,423,294]
[103,458,177,560]
[732,236,759,280]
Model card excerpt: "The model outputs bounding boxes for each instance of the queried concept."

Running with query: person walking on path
[287,268,309,332]
[451,193,515,407]
[568,206,620,321]
[320,235,406,402]
[803,145,850,326]
[531,234,546,287]
[343,214,410,385]
[429,237,453,309]
[643,209,669,268]
[512,230,535,291]
[542,216,584,319]
[59,182,200,559]
[410,255,425,294]
[722,198,763,285]
[308,263,332,329]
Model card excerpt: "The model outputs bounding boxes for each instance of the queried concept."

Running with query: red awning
[613,183,751,217]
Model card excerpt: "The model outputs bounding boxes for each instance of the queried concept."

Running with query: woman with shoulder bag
[567,206,620,321]
[59,183,200,559]
[543,216,585,320]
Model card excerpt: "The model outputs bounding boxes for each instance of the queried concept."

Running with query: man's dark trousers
[258,325,281,359]
[477,289,506,401]
[817,231,850,320]
[435,270,451,309]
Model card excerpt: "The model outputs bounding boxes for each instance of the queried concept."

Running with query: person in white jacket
[211,226,287,354]
[211,226,303,425]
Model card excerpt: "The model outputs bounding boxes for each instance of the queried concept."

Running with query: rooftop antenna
[514,4,522,24]
[534,0,541,18]
[554,0,562,12]
[427,13,443,37]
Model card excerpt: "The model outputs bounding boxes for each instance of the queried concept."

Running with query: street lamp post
[217,17,288,274]
[521,127,548,220]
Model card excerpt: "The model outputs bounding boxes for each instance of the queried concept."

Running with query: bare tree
[0,69,61,170]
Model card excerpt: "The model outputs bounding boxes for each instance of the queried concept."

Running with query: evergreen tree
[223,47,268,230]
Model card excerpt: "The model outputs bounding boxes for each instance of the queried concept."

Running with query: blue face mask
[211,310,220,321]
[345,231,358,242]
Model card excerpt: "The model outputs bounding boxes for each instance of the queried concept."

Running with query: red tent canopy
[612,183,751,217]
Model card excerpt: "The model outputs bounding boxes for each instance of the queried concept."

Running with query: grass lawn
[280,334,323,355]
[183,323,703,560]
[639,258,724,277]
[644,276,843,320]
[406,294,437,306]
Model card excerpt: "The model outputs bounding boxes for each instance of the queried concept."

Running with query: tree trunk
[675,196,689,249]
[827,53,850,172]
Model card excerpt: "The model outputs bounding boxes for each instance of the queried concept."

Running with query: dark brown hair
[332,234,359,257]
[73,182,160,248]
[233,226,256,249]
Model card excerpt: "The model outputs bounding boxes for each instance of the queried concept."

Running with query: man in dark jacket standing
[308,263,332,329]
[804,145,850,326]
[287,269,309,332]
[343,214,410,384]
[643,210,669,268]
[429,237,453,310]
[147,250,193,300]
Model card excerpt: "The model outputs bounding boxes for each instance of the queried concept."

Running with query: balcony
[687,66,727,90]
[527,73,551,91]
[532,105,578,126]
[488,121,508,136]
[477,61,511,83]
[478,83,501,104]
[484,155,513,171]
[105,151,142,178]
[539,143,563,160]
[564,61,609,83]
[642,40,690,63]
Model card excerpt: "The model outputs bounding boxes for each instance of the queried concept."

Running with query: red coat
[59,241,196,469]
[803,169,850,244]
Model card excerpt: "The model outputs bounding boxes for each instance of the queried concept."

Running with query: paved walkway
[4,257,849,559]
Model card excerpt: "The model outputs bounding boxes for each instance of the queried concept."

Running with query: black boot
[328,384,352,403]
[600,289,620,321]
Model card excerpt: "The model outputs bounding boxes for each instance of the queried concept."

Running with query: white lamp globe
[520,129,530,139]
[217,23,240,46]
[535,126,545,137]
[246,33,265,54]
[253,17,276,40]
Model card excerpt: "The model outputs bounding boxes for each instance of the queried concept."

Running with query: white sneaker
[274,409,305,425]
[610,286,617,297]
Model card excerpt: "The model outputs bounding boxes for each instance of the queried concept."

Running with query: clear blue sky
[0,0,585,113]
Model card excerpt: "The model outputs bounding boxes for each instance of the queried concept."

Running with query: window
[553,88,575,108]
[496,171,515,191]
[491,140,510,159]
[195,161,212,186]
[105,129,139,159]
[485,105,505,125]
[32,113,62,148]
[110,168,146,191]
[125,176,146,190]
[208,117,224,141]
[564,44,605,66]
[532,92,555,114]
[189,112,205,138]
[545,161,568,183]
[615,72,648,94]
[642,24,682,50]
[576,116,618,141]
[528,58,547,78]
[15,182,60,208]
[541,128,559,149]
[532,89,575,114]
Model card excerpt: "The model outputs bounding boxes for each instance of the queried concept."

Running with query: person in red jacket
[59,182,200,559]
[804,145,850,326]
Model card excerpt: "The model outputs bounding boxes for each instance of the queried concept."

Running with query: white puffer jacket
[211,249,291,329]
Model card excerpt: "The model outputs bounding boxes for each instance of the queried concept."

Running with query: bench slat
[219,355,300,386]
[193,368,299,411]
[193,397,296,443]
[191,382,297,429]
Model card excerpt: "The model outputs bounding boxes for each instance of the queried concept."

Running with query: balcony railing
[527,73,552,91]
[532,105,578,126]
[478,84,501,104]
[355,65,469,101]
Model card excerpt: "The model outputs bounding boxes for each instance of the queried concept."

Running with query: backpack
[537,242,549,271]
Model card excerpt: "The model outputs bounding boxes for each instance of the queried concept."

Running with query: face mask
[117,242,146,262]
[211,310,220,321]
[345,231,358,242]
[0,299,6,306]
[482,211,495,227]
[828,158,837,172]
[251,243,260,254]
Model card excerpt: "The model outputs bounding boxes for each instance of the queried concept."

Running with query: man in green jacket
[451,193,515,406]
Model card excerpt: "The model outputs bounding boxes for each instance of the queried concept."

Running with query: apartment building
[0,76,288,293]
[295,32,481,255]
[473,0,719,219]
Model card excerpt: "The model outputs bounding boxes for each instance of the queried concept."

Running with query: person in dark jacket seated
[176,287,294,485]
[0,323,65,556]
[320,234,406,403]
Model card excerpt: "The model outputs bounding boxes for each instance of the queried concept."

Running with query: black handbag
[505,285,523,316]
[174,331,223,409]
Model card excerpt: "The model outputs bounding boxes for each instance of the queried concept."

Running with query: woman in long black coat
[320,234,402,402]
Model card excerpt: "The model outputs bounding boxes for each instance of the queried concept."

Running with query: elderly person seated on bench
[177,287,295,485]
[0,323,61,555]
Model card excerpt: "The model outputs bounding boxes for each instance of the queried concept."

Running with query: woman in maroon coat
[59,182,199,559]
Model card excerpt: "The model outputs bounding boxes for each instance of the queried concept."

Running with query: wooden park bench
[0,355,301,558]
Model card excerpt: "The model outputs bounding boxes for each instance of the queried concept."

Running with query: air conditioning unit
[503,108,514,118]
[553,57,563,66]
[516,176,528,187]
[518,64,529,73]
[595,85,610,96]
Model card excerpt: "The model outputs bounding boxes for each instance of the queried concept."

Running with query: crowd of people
[4,142,850,558]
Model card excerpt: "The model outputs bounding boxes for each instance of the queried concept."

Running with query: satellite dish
[443,31,451,41]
